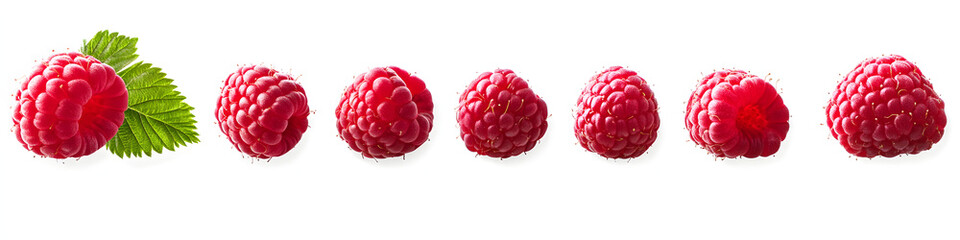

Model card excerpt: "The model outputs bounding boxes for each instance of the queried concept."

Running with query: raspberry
[457,69,548,158]
[826,55,947,158]
[13,52,128,158]
[215,65,310,159]
[574,66,659,159]
[336,66,434,159]
[684,69,790,158]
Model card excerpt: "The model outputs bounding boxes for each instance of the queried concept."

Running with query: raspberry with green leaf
[12,30,200,159]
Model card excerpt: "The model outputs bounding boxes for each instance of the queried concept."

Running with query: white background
[1,0,957,239]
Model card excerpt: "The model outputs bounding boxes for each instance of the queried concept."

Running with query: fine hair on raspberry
[336,66,434,159]
[215,65,310,159]
[574,66,659,159]
[826,55,947,158]
[685,69,790,158]
[13,52,128,159]
[457,69,549,158]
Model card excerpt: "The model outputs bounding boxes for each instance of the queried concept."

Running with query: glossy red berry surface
[457,69,548,158]
[13,52,128,158]
[574,66,658,159]
[336,66,434,159]
[685,69,790,158]
[215,65,310,159]
[826,55,947,158]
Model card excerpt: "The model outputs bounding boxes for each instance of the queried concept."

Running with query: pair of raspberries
[683,55,947,159]
[688,55,946,159]
[334,67,550,159]
[12,53,948,160]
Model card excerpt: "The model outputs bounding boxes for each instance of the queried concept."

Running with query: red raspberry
[457,69,548,158]
[13,52,128,158]
[336,66,434,159]
[574,66,659,159]
[826,55,947,158]
[215,65,310,159]
[685,69,790,158]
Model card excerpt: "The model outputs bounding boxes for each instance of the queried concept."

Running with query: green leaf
[81,30,139,70]
[82,30,201,158]
[106,62,200,158]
